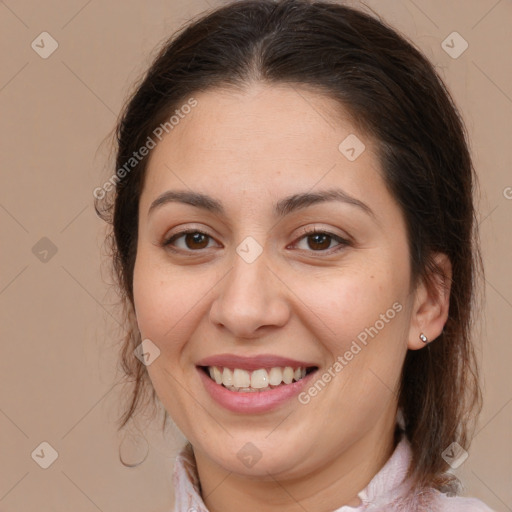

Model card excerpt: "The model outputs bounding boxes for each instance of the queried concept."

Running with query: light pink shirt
[172,434,494,511]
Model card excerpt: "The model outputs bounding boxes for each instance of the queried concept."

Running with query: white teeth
[233,368,251,388]
[206,365,312,392]
[269,367,283,386]
[222,367,233,386]
[251,369,269,388]
[283,366,294,384]
[212,366,223,385]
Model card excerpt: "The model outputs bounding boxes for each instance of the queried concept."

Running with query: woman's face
[133,83,417,479]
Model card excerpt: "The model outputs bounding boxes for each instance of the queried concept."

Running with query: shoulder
[433,491,495,511]
[385,479,495,512]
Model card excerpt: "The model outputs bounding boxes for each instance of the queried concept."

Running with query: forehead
[141,83,389,218]
[153,83,366,162]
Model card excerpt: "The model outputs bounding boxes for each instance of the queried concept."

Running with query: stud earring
[419,332,429,344]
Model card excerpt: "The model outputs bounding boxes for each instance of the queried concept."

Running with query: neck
[193,411,398,512]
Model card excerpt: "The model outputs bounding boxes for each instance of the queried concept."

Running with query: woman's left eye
[292,229,350,253]
[162,228,350,254]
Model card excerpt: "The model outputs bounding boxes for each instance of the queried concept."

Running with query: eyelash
[162,227,351,255]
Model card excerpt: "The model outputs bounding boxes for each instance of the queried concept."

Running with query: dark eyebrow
[275,189,374,218]
[148,188,375,219]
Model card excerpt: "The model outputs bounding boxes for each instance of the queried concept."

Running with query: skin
[132,82,451,512]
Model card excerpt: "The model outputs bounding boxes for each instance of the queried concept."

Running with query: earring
[419,332,429,344]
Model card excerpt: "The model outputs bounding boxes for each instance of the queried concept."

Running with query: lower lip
[197,367,318,413]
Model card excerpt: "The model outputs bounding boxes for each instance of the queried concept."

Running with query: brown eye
[294,229,350,253]
[307,233,332,250]
[163,230,215,251]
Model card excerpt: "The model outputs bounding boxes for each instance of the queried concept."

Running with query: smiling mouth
[200,365,318,392]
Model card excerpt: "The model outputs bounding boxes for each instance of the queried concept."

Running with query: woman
[96,0,494,510]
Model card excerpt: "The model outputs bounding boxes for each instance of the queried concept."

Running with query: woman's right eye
[163,229,219,252]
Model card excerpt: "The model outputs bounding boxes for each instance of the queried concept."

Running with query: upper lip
[196,353,318,372]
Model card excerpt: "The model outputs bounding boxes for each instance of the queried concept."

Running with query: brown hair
[96,0,483,495]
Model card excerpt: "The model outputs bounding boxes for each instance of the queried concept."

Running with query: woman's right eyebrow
[149,190,223,216]
[148,188,375,220]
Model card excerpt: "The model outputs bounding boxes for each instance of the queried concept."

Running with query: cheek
[304,271,408,425]
[301,267,404,349]
[132,252,217,354]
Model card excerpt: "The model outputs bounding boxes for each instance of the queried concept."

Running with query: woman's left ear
[407,252,452,350]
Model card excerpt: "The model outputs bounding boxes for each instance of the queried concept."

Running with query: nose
[209,247,291,339]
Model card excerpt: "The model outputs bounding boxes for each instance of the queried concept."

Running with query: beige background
[1,0,511,511]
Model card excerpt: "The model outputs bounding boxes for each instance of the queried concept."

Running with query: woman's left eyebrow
[148,188,375,220]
